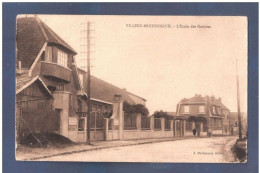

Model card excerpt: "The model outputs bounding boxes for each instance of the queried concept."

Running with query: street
[39,136,237,162]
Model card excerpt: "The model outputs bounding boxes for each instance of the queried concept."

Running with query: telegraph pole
[86,21,91,145]
[80,21,95,145]
[236,58,242,140]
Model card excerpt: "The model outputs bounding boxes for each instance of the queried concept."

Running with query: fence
[124,113,137,130]
[165,118,171,130]
[16,99,59,141]
[154,118,161,130]
[141,116,150,130]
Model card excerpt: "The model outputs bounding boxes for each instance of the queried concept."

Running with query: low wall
[121,129,174,140]
[212,130,222,135]
[107,130,119,141]
[68,131,105,142]
[90,131,104,141]
[185,131,193,136]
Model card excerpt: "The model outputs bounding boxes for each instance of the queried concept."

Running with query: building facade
[16,16,148,143]
[174,94,230,136]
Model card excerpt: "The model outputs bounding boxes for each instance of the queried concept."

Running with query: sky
[33,15,247,114]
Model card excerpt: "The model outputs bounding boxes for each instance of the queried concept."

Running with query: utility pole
[86,21,91,145]
[80,21,95,145]
[236,58,242,140]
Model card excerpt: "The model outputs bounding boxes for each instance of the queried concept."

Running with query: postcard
[15,15,247,163]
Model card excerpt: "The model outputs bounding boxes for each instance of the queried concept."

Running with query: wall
[179,103,208,116]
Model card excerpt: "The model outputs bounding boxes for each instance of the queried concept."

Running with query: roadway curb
[22,137,197,161]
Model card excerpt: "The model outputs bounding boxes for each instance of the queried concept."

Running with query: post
[170,120,174,137]
[84,117,87,142]
[183,120,186,136]
[161,118,165,131]
[118,102,123,140]
[104,118,108,141]
[174,120,177,137]
[236,58,242,140]
[150,116,154,131]
[86,21,91,144]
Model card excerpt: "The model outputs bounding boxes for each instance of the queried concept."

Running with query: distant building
[174,94,230,136]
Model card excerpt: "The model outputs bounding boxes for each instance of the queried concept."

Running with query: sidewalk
[17,136,200,161]
[222,137,237,163]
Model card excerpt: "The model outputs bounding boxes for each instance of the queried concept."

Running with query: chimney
[114,94,122,102]
[218,97,222,103]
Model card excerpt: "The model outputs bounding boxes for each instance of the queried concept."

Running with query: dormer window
[57,49,68,68]
[212,106,216,114]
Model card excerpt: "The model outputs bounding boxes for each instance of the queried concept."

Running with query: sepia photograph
[15,14,248,163]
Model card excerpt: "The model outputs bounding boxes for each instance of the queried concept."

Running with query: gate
[16,99,60,141]
[90,111,105,141]
[175,120,183,137]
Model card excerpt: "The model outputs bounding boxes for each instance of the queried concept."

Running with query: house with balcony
[16,16,145,143]
[174,94,230,136]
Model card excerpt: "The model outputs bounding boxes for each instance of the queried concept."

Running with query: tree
[123,101,149,116]
[153,110,173,119]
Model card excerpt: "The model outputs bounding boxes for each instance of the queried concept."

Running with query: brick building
[175,94,230,136]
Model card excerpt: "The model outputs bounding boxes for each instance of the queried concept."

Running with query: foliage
[123,101,149,116]
[153,110,173,119]
[187,116,207,123]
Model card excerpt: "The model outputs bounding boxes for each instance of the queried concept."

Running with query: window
[98,105,102,111]
[212,106,216,114]
[56,83,64,91]
[41,51,45,61]
[213,118,217,127]
[92,104,97,111]
[79,73,83,87]
[57,49,68,67]
[78,118,84,131]
[45,46,52,62]
[199,105,205,113]
[184,106,189,113]
[217,107,222,115]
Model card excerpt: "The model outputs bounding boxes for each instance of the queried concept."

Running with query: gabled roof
[16,16,77,69]
[77,67,136,104]
[179,94,230,111]
[87,75,136,104]
[220,103,229,110]
[180,95,206,103]
[16,76,52,97]
[126,91,147,101]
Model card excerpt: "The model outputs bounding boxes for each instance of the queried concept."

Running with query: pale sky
[35,15,247,114]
